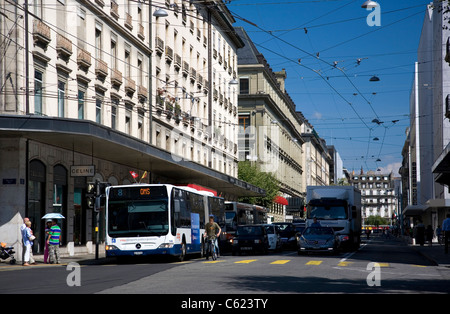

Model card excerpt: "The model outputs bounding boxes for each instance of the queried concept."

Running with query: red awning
[274,195,288,206]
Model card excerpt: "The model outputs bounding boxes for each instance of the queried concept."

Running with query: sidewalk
[0,251,106,269]
[407,240,450,267]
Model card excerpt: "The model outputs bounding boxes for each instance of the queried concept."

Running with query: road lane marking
[377,263,389,267]
[337,261,353,267]
[306,260,322,265]
[270,260,290,265]
[235,259,257,264]
[203,261,224,264]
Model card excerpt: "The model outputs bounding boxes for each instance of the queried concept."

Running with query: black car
[273,222,297,250]
[232,225,269,255]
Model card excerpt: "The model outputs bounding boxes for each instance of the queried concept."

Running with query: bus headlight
[158,243,174,249]
[105,245,119,251]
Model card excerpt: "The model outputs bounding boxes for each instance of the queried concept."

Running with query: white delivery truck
[306,186,362,251]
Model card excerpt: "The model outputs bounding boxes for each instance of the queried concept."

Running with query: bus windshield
[108,200,169,237]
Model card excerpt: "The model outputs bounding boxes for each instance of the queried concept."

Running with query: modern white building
[402,2,450,231]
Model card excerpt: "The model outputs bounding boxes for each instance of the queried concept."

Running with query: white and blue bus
[105,184,213,261]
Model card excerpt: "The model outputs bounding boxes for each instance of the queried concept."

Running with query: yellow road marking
[306,260,322,265]
[270,260,290,265]
[235,259,257,264]
[377,263,389,267]
[337,261,353,267]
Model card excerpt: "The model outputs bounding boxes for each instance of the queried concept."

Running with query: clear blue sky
[228,0,431,176]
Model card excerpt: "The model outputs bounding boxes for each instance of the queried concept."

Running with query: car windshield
[264,225,275,234]
[304,227,334,236]
[237,226,262,236]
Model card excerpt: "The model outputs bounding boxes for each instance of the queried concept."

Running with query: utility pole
[24,0,30,114]
[87,180,110,259]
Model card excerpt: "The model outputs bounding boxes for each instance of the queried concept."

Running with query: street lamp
[153,8,168,17]
[369,75,380,82]
[361,1,378,9]
[229,78,239,85]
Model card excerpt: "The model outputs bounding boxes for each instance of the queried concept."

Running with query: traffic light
[86,181,97,209]
[86,181,111,209]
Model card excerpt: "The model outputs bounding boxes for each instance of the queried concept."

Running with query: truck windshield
[308,205,347,220]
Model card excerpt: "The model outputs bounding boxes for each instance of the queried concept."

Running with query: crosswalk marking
[235,259,258,264]
[270,260,290,265]
[306,260,322,265]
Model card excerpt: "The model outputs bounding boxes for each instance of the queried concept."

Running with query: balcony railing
[111,68,123,87]
[77,48,91,70]
[95,59,108,78]
[32,19,51,47]
[110,1,119,19]
[125,77,136,95]
[56,33,72,59]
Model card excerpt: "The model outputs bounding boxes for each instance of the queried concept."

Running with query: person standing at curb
[23,220,36,266]
[443,214,450,254]
[47,219,61,264]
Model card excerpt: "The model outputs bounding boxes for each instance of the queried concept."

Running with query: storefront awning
[402,205,427,217]
[425,198,450,208]
[274,195,289,206]
[432,142,450,185]
[0,115,265,198]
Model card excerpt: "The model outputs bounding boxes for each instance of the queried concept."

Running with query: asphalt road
[2,236,450,297]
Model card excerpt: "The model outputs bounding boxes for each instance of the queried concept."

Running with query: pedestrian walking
[415,220,425,246]
[425,225,434,247]
[47,219,61,264]
[436,225,442,245]
[442,214,450,254]
[20,217,29,263]
[44,219,52,263]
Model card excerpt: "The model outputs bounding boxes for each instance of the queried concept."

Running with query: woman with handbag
[23,221,36,266]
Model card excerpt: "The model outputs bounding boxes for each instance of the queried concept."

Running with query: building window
[239,115,250,132]
[53,164,67,245]
[34,70,43,115]
[57,80,65,117]
[95,94,102,124]
[239,78,249,94]
[78,90,85,119]
[95,23,102,60]
[28,159,46,253]
[111,100,118,130]
[125,105,132,134]
[138,110,144,139]
[111,37,117,70]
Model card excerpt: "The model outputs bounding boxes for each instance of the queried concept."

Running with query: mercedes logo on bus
[135,243,141,249]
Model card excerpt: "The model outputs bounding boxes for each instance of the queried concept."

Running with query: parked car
[273,222,297,250]
[297,226,340,255]
[263,224,283,252]
[232,225,269,255]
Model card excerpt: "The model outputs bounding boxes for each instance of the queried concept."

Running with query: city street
[1,235,450,296]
